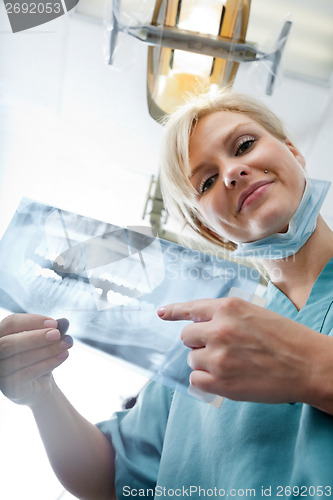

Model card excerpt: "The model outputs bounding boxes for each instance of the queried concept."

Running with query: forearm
[30,382,116,500]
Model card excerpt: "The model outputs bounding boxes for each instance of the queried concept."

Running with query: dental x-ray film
[0,199,260,404]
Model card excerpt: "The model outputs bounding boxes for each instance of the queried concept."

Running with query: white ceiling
[0,0,332,232]
[247,0,333,83]
[77,0,333,83]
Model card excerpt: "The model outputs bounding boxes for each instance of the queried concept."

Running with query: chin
[252,209,293,239]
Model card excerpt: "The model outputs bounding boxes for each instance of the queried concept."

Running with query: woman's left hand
[157,297,332,407]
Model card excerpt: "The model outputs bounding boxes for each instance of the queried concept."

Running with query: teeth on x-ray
[46,212,165,310]
[22,259,94,313]
[27,259,62,281]
[0,199,260,403]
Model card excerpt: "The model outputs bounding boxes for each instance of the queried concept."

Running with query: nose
[223,164,250,189]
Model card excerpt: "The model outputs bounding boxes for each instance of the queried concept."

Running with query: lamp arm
[126,24,264,63]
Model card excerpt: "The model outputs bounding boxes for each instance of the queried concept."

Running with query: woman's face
[188,111,306,243]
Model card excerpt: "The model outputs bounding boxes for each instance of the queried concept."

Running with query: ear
[285,140,306,169]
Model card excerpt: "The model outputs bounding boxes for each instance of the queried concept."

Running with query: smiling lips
[237,180,273,212]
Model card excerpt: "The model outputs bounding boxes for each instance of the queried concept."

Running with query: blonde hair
[159,89,288,251]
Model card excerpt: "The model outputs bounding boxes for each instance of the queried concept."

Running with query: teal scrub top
[98,258,333,499]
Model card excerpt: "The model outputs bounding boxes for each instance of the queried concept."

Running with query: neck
[261,216,333,310]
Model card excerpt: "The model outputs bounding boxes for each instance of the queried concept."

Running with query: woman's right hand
[0,313,72,407]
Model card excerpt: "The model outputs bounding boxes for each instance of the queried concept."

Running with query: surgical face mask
[232,177,331,260]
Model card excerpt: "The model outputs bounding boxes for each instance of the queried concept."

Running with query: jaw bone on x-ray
[0,198,260,405]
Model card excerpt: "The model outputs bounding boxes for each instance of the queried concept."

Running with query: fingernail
[44,319,58,329]
[56,318,70,336]
[45,329,61,341]
[157,307,166,318]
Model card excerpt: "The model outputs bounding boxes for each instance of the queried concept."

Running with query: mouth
[237,180,273,212]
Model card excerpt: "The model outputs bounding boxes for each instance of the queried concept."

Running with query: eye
[235,136,255,156]
[199,173,218,195]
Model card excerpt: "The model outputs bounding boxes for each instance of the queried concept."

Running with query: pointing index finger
[157,299,216,323]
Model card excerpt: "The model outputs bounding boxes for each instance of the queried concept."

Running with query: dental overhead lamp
[106,0,292,122]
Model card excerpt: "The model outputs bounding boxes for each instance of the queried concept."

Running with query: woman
[1,91,333,499]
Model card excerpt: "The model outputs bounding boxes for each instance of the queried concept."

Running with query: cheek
[199,196,226,228]
[284,172,306,220]
[198,200,237,241]
[292,167,306,194]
